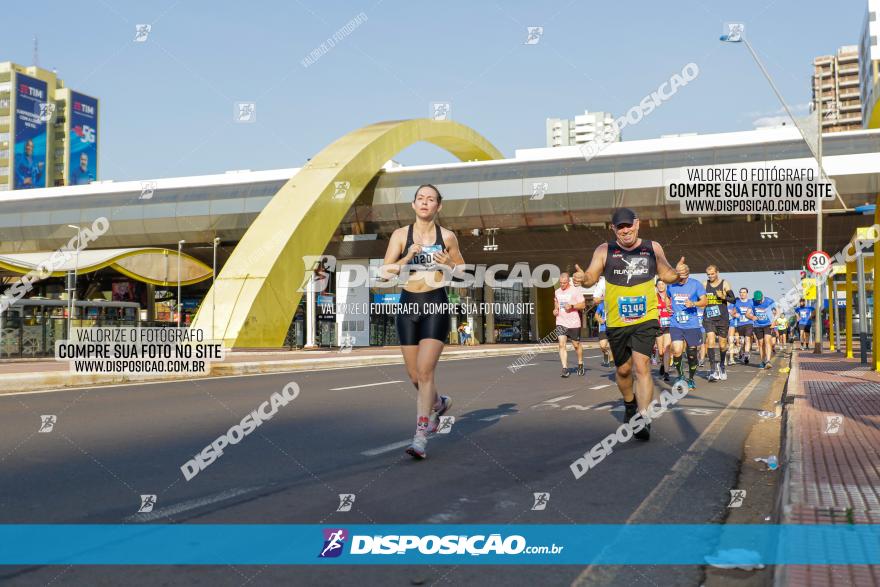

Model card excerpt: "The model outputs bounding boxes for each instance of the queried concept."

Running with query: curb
[773,350,800,587]
[0,344,566,394]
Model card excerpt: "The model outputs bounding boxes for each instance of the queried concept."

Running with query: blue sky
[1,0,868,181]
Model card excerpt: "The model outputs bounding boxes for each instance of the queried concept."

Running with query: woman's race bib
[411,244,443,270]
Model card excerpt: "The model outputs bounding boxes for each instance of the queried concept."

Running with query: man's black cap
[611,208,637,227]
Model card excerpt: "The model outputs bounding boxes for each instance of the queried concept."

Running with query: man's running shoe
[662,371,671,382]
[708,368,719,382]
[743,355,749,365]
[406,433,427,459]
[757,361,766,369]
[634,422,651,441]
[720,370,728,381]
[577,364,585,376]
[428,395,452,433]
[623,399,637,425]
[561,369,570,378]
[764,361,773,370]
[687,378,696,390]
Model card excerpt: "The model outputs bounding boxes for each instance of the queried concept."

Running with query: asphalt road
[0,347,787,586]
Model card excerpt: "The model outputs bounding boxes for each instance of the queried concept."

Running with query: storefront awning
[0,248,213,287]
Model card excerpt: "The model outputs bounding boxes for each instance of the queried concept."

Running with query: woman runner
[380,184,465,459]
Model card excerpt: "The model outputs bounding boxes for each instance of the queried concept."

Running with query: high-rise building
[0,61,98,191]
[546,110,618,147]
[811,46,862,133]
[860,0,880,128]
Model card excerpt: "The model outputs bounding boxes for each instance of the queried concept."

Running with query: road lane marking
[0,350,557,397]
[361,440,412,456]
[479,414,509,422]
[330,381,404,391]
[126,486,260,522]
[571,367,768,586]
[589,384,611,390]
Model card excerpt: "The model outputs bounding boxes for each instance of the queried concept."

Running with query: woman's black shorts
[396,288,452,345]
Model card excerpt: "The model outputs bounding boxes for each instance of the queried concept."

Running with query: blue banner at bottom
[1,525,878,565]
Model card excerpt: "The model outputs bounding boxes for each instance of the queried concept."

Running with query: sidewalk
[777,350,880,587]
[0,342,582,394]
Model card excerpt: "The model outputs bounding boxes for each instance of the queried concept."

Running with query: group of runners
[571,268,816,385]
[379,187,814,458]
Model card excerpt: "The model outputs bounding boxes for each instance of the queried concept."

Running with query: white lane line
[0,350,545,397]
[330,380,404,391]
[571,368,768,586]
[479,414,509,422]
[589,384,611,390]
[362,440,411,457]
[543,395,575,404]
[127,486,260,522]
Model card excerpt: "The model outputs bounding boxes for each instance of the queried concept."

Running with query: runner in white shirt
[554,272,586,377]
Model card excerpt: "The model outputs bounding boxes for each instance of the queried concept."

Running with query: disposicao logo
[319,528,348,558]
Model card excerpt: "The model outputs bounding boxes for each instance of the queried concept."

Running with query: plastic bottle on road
[767,456,778,470]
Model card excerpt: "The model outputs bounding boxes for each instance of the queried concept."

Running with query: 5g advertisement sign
[68,91,98,185]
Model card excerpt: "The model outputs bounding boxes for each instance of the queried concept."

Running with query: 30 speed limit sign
[807,250,832,275]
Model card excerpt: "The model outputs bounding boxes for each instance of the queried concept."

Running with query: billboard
[13,73,48,190]
[68,91,98,185]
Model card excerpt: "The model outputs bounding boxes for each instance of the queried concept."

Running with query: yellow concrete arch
[191,119,503,348]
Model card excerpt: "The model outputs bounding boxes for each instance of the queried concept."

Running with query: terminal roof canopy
[0,248,213,286]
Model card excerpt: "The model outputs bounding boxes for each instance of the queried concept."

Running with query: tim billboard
[13,73,48,190]
[68,92,98,185]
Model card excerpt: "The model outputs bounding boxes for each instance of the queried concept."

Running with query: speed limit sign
[807,250,832,275]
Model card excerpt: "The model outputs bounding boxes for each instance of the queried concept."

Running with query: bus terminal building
[1,120,879,355]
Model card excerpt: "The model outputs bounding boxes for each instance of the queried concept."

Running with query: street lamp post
[177,240,185,327]
[721,25,842,353]
[67,225,81,338]
[212,237,220,338]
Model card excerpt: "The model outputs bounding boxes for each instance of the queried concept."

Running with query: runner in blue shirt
[727,303,738,366]
[595,299,612,367]
[666,264,707,389]
[697,307,707,369]
[732,287,756,364]
[752,290,776,369]
[795,298,814,351]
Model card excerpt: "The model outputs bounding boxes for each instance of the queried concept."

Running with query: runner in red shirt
[656,280,673,382]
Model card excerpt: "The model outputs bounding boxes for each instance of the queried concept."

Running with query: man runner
[774,308,788,351]
[752,290,776,369]
[733,288,756,364]
[795,299,814,351]
[698,307,707,368]
[667,264,708,389]
[553,272,586,377]
[703,265,735,382]
[573,208,685,442]
[727,302,738,366]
